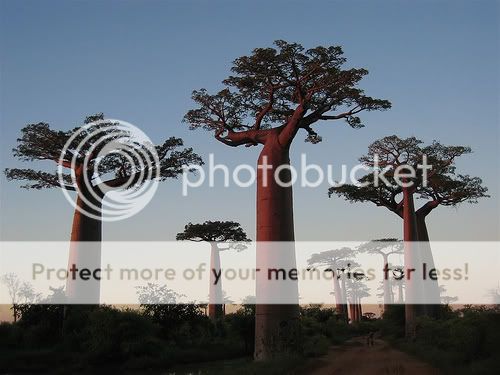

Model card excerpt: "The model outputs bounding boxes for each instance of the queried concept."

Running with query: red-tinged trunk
[66,179,102,304]
[254,132,300,360]
[208,243,223,321]
[356,301,362,322]
[347,294,361,323]
[402,186,425,338]
[416,215,441,318]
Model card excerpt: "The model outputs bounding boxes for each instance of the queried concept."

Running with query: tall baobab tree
[5,114,202,302]
[307,247,354,321]
[184,40,390,359]
[358,239,403,312]
[176,221,250,321]
[329,135,488,336]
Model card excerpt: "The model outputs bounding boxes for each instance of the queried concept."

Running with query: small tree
[184,40,390,359]
[176,220,250,321]
[136,283,206,337]
[5,114,202,302]
[357,239,403,311]
[1,273,21,322]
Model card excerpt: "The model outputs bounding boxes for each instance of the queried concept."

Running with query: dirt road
[303,337,440,375]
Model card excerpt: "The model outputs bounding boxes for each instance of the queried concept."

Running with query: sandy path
[302,337,440,375]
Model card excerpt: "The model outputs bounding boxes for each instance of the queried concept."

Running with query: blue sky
[1,0,498,241]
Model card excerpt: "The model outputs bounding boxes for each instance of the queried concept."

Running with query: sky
[0,0,499,242]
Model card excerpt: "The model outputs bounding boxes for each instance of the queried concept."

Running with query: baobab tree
[344,278,371,323]
[307,247,354,320]
[358,239,403,312]
[329,135,488,336]
[376,263,405,305]
[5,114,202,302]
[176,220,250,321]
[184,40,390,359]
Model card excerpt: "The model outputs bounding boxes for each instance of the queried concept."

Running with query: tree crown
[184,40,390,147]
[357,239,403,256]
[329,135,488,216]
[5,114,202,192]
[176,220,250,244]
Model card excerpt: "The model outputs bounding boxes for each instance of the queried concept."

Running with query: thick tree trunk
[254,132,300,360]
[402,186,424,338]
[208,243,223,321]
[66,190,102,303]
[416,215,441,318]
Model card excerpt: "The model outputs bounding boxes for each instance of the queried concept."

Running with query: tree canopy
[5,113,202,193]
[184,40,391,147]
[329,135,488,217]
[307,247,354,268]
[357,239,403,256]
[176,220,250,244]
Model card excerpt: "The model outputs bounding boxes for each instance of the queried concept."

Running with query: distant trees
[307,247,352,321]
[184,40,390,359]
[358,239,403,311]
[5,114,202,302]
[329,135,488,336]
[344,278,370,323]
[176,221,250,321]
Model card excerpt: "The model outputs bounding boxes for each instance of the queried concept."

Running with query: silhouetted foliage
[176,221,250,244]
[329,135,488,217]
[184,40,390,147]
[5,113,202,192]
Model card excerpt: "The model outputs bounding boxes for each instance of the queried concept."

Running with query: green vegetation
[0,302,371,373]
[380,305,500,374]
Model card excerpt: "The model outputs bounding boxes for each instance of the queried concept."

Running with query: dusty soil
[302,337,440,375]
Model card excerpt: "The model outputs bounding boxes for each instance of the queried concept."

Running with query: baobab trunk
[333,275,345,317]
[356,300,362,321]
[397,281,404,303]
[340,275,349,323]
[349,301,358,323]
[208,243,223,321]
[66,178,103,304]
[402,186,424,338]
[416,214,441,318]
[254,132,300,360]
[382,254,392,312]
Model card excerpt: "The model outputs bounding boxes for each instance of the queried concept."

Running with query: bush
[81,306,163,363]
[303,334,330,357]
[385,305,500,374]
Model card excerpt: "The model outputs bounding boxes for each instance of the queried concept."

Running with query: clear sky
[1,0,499,242]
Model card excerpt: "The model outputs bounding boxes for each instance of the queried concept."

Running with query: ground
[302,337,440,375]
